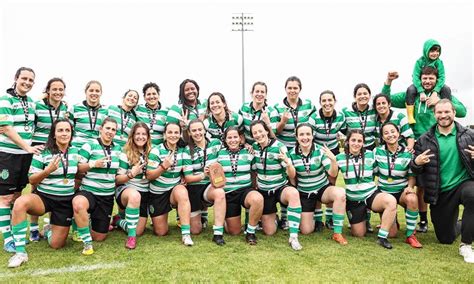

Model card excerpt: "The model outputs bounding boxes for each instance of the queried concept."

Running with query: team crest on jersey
[1,169,9,180]
[64,112,70,119]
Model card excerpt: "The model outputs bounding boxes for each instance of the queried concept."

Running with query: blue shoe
[29,230,40,242]
[3,241,16,253]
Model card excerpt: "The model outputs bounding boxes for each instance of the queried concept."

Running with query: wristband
[159,164,166,171]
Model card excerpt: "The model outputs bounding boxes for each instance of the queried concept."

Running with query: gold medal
[387,177,393,183]
[63,178,69,184]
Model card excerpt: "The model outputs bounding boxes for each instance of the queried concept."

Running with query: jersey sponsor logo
[1,169,9,180]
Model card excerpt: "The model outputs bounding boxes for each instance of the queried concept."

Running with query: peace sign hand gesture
[414,149,435,166]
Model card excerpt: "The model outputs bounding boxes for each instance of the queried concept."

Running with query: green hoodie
[412,39,445,93]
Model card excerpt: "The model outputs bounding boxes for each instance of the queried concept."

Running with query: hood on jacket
[423,39,441,60]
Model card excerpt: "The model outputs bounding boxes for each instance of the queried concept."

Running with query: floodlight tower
[232,13,253,104]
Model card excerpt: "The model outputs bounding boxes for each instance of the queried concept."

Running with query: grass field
[1,185,473,282]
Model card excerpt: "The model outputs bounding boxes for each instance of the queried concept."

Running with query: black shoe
[212,235,225,246]
[377,237,393,249]
[416,221,428,233]
[245,233,257,245]
[366,221,374,233]
[314,221,324,232]
[278,218,289,230]
[325,219,334,230]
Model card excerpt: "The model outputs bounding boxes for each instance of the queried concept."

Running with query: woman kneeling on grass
[374,122,422,248]
[336,130,397,249]
[216,126,263,245]
[8,119,79,268]
[146,122,194,246]
[72,117,122,256]
[287,123,348,245]
[182,119,226,245]
[112,122,151,249]
[250,120,303,251]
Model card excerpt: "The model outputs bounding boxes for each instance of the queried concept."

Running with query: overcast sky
[1,0,472,123]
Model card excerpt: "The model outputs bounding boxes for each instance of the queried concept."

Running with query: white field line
[0,262,126,279]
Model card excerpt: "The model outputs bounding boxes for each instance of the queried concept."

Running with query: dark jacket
[410,122,474,205]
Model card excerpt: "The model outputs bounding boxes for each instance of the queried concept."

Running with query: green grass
[1,185,473,282]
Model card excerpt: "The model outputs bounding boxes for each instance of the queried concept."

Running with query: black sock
[419,211,427,223]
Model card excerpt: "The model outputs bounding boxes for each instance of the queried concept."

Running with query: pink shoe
[125,236,137,249]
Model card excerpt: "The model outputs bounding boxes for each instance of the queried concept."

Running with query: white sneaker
[182,235,194,246]
[459,244,474,263]
[8,253,28,268]
[289,236,302,251]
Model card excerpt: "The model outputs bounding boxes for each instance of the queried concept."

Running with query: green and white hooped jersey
[29,147,80,196]
[69,102,109,147]
[308,109,346,151]
[166,100,208,125]
[373,146,414,194]
[239,102,279,144]
[342,105,377,148]
[135,104,167,145]
[217,147,254,193]
[203,112,243,140]
[117,151,150,192]
[274,98,316,149]
[147,144,185,194]
[0,90,35,154]
[33,99,69,144]
[336,151,377,202]
[252,139,289,191]
[288,144,332,193]
[79,139,121,196]
[374,111,414,147]
[107,105,138,148]
[183,139,222,185]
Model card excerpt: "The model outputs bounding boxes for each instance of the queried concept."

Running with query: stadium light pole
[232,13,253,105]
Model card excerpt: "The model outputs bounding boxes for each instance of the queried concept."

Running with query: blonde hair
[124,122,152,165]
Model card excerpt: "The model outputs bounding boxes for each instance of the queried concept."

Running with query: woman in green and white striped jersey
[275,76,316,150]
[135,82,167,145]
[182,119,226,245]
[203,92,243,141]
[239,81,278,145]
[216,126,263,245]
[374,122,422,248]
[113,122,151,250]
[336,130,397,249]
[250,120,303,251]
[29,78,70,242]
[373,93,415,151]
[69,80,109,148]
[287,123,348,245]
[107,90,139,148]
[72,117,122,256]
[8,119,78,268]
[166,79,207,129]
[146,122,194,246]
[342,83,377,151]
[308,90,346,231]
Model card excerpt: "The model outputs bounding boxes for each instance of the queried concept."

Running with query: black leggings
[430,180,474,244]
[405,84,452,105]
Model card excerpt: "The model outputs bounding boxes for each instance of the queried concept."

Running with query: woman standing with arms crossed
[8,119,78,268]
